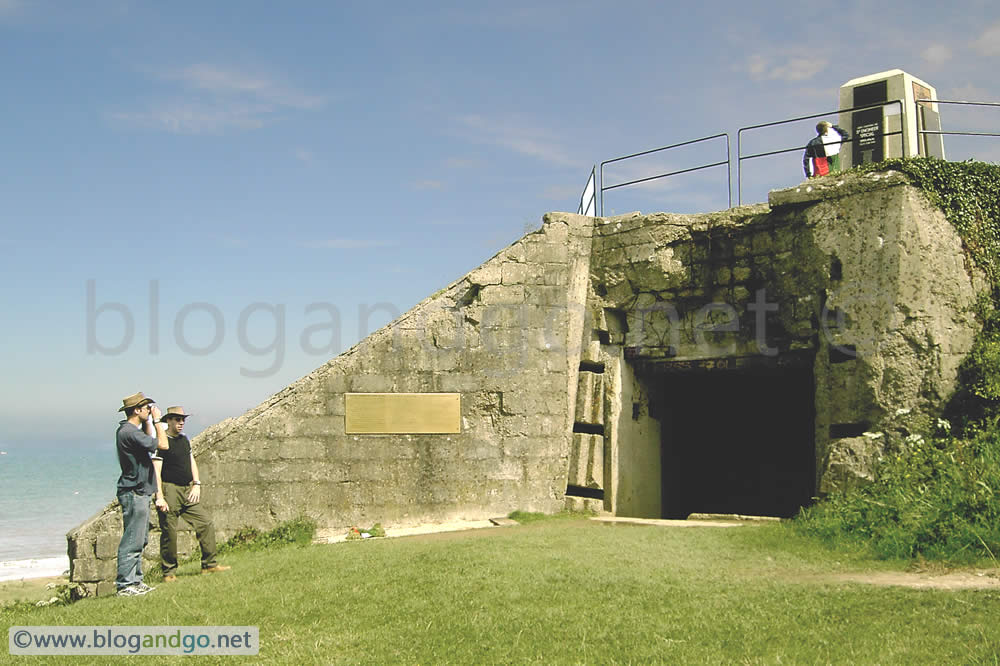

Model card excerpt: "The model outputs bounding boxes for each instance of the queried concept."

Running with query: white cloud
[972,22,1000,57]
[113,64,325,134]
[922,44,953,66]
[454,114,581,168]
[301,239,394,250]
[161,64,324,110]
[111,102,268,134]
[742,54,827,82]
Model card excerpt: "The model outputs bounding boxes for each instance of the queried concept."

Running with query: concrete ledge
[313,519,497,544]
[768,170,909,208]
[590,516,747,528]
[687,513,782,522]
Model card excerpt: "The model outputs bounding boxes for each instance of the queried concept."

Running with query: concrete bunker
[67,171,987,597]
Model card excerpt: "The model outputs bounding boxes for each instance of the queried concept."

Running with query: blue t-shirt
[116,421,159,495]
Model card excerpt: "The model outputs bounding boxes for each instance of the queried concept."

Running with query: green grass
[4,518,999,664]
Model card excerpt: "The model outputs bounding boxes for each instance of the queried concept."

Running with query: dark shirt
[159,434,194,485]
[116,421,158,495]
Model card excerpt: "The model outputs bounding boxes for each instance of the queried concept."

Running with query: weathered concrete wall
[69,170,987,594]
[773,173,985,491]
[69,212,594,596]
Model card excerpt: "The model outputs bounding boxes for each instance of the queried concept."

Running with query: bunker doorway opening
[652,362,816,519]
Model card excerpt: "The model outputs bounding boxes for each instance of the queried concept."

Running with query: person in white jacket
[803,121,850,178]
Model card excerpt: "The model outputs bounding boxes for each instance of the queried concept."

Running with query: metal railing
[579,97,999,216]
[576,166,596,217]
[916,99,1000,141]
[736,100,904,205]
[599,133,731,215]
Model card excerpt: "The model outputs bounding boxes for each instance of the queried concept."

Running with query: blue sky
[1,0,999,445]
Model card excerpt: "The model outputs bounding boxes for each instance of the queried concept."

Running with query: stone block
[258,460,351,484]
[71,557,116,582]
[350,374,394,393]
[479,285,526,306]
[541,218,570,242]
[96,581,117,598]
[325,373,351,394]
[575,371,604,425]
[523,241,568,264]
[819,436,883,494]
[277,437,328,460]
[501,262,530,285]
[541,264,569,286]
[328,394,346,416]
[524,285,568,307]
[205,460,260,484]
[72,583,96,600]
[580,338,602,364]
[436,372,487,392]
[95,534,119,560]
[468,264,502,286]
[68,536,96,561]
[567,433,604,488]
[564,496,604,513]
[297,416,345,437]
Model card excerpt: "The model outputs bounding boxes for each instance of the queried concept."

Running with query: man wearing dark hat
[115,392,169,597]
[153,406,230,581]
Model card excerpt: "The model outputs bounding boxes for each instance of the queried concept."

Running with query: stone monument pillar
[838,69,945,169]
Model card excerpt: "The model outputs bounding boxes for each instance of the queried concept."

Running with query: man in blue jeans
[115,392,169,597]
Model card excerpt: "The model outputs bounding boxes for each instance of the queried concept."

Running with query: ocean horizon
[0,440,120,578]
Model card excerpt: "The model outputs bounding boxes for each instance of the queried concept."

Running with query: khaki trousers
[157,481,218,573]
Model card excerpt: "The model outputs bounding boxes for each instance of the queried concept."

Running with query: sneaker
[201,565,231,574]
[117,585,147,597]
[134,582,156,593]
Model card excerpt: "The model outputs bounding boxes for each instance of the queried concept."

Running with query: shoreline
[0,556,70,583]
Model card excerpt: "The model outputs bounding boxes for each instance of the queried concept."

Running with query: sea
[0,440,120,581]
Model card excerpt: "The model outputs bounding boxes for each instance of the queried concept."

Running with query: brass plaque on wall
[345,393,461,434]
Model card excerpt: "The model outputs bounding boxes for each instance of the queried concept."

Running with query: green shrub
[217,516,317,554]
[795,429,1000,561]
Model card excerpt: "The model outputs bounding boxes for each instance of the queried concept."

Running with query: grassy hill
[3,517,999,663]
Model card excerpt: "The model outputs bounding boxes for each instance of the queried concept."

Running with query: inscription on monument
[345,393,462,434]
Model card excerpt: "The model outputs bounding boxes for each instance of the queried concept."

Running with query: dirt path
[825,569,1000,590]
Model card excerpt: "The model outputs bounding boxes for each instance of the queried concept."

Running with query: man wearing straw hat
[153,406,230,581]
[115,391,169,597]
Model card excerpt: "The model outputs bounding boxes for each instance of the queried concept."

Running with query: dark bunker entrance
[647,358,816,519]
